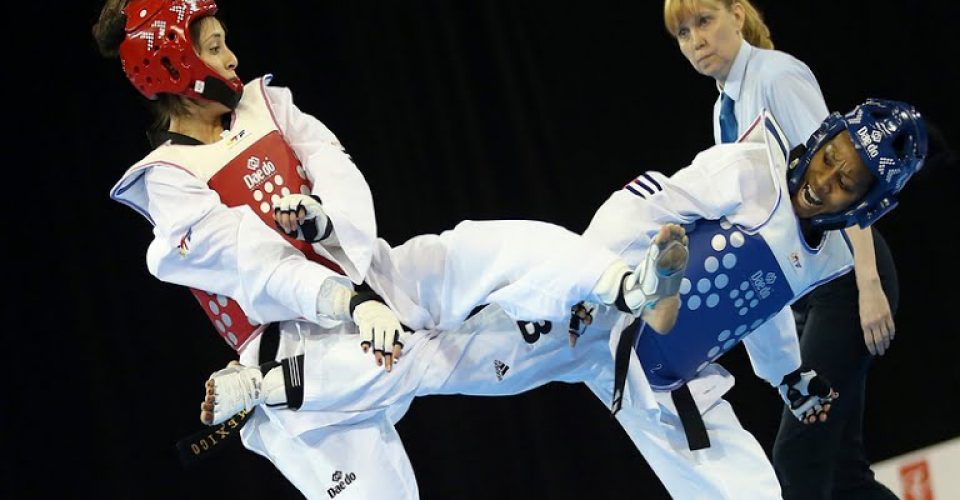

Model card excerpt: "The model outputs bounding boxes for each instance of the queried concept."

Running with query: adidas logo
[494,360,510,381]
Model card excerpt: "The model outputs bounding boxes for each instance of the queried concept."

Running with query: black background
[7,1,960,498]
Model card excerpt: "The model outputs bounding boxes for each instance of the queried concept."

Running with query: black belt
[670,385,710,451]
[175,322,281,468]
[611,319,710,451]
[611,317,643,415]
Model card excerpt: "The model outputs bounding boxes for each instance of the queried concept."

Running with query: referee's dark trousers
[773,228,899,500]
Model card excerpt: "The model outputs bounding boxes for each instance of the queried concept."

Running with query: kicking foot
[588,223,689,332]
[637,224,689,334]
[620,223,689,311]
[652,224,689,277]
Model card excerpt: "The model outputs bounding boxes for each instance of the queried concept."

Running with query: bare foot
[199,379,217,425]
[652,224,689,276]
[641,224,689,335]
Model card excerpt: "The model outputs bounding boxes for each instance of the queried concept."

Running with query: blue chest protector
[633,111,854,391]
[635,219,794,389]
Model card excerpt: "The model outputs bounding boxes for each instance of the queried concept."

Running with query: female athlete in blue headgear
[661,1,921,496]
[580,97,927,499]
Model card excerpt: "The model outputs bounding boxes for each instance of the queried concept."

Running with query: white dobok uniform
[581,111,856,499]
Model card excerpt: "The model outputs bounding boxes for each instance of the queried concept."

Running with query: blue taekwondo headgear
[786,98,928,230]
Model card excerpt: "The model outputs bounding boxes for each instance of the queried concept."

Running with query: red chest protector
[194,130,344,351]
[122,78,345,352]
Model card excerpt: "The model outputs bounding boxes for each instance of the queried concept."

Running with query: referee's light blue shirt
[712,39,830,148]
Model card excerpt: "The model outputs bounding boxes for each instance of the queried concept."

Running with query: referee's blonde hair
[663,0,774,49]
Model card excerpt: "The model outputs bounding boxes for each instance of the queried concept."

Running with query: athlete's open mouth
[802,183,823,207]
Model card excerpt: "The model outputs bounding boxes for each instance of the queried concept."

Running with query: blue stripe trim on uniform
[641,173,662,191]
[112,170,146,199]
[111,171,156,226]
[838,228,854,253]
[625,185,646,198]
[633,178,655,195]
[764,117,788,162]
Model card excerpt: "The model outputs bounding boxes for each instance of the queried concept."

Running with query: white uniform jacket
[111,75,377,351]
[584,111,854,394]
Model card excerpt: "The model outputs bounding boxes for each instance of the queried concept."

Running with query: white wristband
[316,279,353,321]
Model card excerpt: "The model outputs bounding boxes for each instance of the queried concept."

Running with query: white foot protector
[621,236,689,311]
[592,234,689,315]
[208,362,284,425]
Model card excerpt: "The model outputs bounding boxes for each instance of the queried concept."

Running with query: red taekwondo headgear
[118,0,243,109]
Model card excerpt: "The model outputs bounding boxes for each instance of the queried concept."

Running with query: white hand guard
[316,279,354,321]
[207,362,285,425]
[778,367,837,422]
[350,292,406,355]
[273,194,332,242]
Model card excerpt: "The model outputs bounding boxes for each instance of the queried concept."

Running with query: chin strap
[199,76,242,110]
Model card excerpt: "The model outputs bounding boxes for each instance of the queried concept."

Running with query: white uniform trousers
[420,307,782,499]
[238,305,781,499]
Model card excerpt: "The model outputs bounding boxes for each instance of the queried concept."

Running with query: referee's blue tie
[719,92,738,143]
